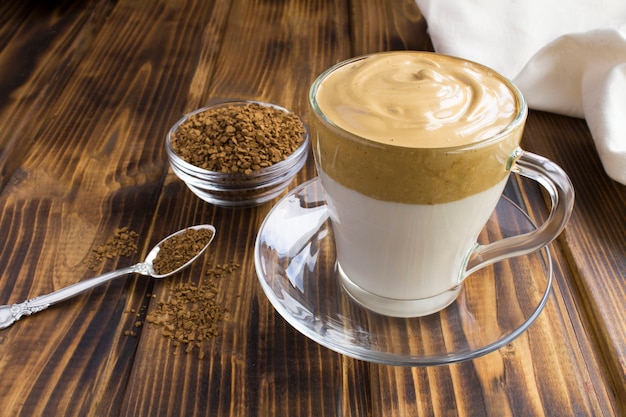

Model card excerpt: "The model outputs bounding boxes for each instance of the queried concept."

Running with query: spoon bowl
[0,224,216,329]
[145,224,216,278]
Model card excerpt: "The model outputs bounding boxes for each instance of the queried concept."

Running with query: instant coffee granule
[145,260,240,359]
[152,227,214,275]
[86,227,139,270]
[171,102,305,174]
[123,294,155,337]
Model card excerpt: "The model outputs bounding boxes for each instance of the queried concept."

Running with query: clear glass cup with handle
[308,51,574,318]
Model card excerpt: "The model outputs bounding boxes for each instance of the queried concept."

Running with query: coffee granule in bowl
[166,100,310,207]
[171,102,305,174]
[152,227,215,275]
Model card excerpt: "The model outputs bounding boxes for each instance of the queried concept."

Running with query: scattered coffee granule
[122,301,150,337]
[146,280,224,356]
[171,102,306,174]
[152,227,214,275]
[86,227,139,270]
[205,262,241,279]
[145,261,240,358]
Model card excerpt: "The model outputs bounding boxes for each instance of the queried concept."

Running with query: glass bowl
[166,101,310,207]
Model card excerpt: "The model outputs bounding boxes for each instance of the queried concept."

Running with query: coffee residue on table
[142,261,240,359]
[170,102,305,174]
[86,227,139,270]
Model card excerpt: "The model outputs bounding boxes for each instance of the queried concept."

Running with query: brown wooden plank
[350,0,431,54]
[0,0,117,189]
[118,0,372,416]
[520,111,626,413]
[0,0,229,415]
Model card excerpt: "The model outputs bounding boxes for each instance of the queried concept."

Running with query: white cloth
[415,0,626,184]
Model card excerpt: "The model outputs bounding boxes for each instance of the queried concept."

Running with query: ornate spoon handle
[0,264,145,329]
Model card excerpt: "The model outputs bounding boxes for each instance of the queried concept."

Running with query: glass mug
[308,51,574,318]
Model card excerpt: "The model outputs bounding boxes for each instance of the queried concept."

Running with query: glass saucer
[254,178,553,366]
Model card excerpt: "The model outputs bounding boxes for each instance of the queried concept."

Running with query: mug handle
[464,150,575,276]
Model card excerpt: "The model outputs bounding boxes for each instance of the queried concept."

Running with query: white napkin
[415,0,626,185]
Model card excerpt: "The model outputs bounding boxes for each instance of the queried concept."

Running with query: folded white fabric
[415,0,626,184]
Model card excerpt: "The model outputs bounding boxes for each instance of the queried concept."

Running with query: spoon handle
[0,264,146,330]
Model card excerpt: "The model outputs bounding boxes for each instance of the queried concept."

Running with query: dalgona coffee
[310,52,525,205]
[309,51,529,317]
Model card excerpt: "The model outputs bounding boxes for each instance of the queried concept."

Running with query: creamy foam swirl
[315,52,518,148]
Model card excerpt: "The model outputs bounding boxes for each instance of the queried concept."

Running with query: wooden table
[1,0,624,415]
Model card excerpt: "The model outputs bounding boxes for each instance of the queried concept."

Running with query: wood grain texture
[120,0,356,416]
[0,0,228,415]
[520,111,626,412]
[0,0,624,416]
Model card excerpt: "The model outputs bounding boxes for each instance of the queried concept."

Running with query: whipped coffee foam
[310,51,526,204]
[315,52,518,148]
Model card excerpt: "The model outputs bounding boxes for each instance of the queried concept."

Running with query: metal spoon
[0,224,216,329]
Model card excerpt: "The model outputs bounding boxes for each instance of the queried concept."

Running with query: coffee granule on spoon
[152,228,214,275]
[171,102,305,174]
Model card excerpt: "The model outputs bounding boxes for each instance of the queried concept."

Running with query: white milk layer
[321,172,508,310]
